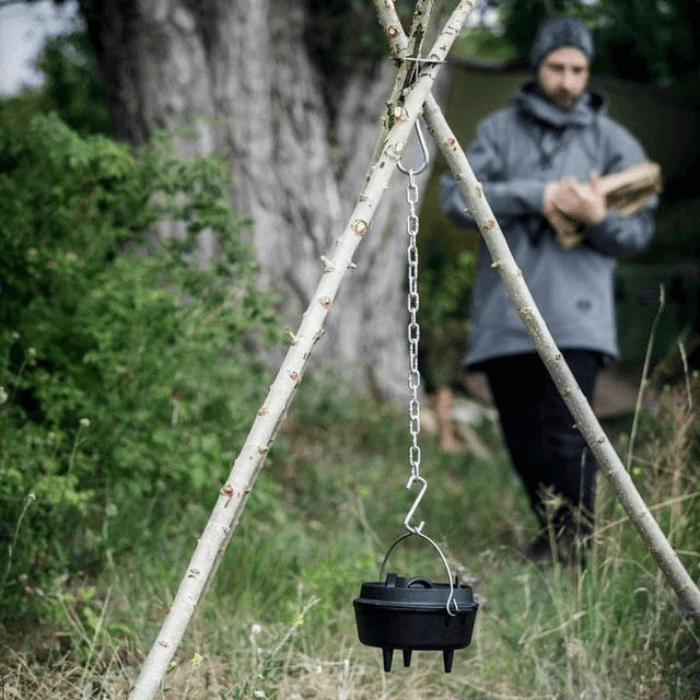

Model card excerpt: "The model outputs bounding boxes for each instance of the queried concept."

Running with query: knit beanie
[529,16,594,73]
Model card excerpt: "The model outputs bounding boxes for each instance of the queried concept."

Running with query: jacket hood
[516,80,606,129]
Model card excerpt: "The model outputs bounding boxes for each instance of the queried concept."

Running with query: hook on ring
[397,120,430,177]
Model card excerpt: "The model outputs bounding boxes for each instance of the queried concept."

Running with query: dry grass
[2,373,699,699]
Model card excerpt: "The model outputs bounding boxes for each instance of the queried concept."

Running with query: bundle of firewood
[556,160,662,248]
[600,160,662,216]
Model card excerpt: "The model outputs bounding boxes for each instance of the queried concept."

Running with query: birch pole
[376,0,700,621]
[374,0,700,622]
[420,99,700,617]
[127,3,478,699]
[367,0,435,168]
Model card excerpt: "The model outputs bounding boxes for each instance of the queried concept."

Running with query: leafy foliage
[0,31,109,135]
[591,0,698,94]
[35,30,110,135]
[419,250,474,389]
[465,0,699,96]
[0,113,280,625]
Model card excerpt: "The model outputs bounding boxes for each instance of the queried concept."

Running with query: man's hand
[551,172,607,224]
[543,181,579,237]
[543,173,607,247]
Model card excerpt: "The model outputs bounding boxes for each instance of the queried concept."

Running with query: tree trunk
[79,0,441,400]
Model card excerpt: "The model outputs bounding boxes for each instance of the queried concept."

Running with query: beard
[550,89,579,110]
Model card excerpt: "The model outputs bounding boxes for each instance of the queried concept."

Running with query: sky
[0,0,79,95]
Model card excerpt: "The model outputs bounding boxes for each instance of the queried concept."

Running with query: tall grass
[1,368,698,699]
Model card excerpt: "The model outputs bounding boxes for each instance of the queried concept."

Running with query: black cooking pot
[353,533,478,672]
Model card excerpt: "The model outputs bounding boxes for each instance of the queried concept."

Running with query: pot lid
[355,573,477,611]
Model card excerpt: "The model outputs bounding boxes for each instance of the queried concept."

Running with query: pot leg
[382,648,394,672]
[443,649,454,673]
[402,649,412,667]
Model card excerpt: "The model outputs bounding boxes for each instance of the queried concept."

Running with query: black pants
[480,350,602,542]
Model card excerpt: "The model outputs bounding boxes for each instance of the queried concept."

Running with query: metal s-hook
[404,474,428,534]
[397,120,430,177]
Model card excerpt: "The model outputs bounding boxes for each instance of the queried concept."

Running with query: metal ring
[393,57,447,65]
[379,530,459,616]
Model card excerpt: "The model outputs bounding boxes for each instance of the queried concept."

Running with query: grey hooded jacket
[441,81,655,368]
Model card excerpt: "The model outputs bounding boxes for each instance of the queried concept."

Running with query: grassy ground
[2,369,699,699]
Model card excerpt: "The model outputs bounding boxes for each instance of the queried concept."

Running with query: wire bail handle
[379,530,459,617]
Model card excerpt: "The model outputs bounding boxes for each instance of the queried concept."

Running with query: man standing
[441,16,655,563]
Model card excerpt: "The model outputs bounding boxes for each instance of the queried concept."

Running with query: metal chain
[396,124,459,610]
[406,168,422,483]
[397,121,430,535]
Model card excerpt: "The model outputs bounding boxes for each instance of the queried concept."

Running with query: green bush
[35,31,111,136]
[0,31,109,136]
[0,113,280,625]
[419,250,474,389]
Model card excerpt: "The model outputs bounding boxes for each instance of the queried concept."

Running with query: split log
[557,160,662,248]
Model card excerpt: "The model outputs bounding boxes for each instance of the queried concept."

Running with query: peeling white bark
[126,4,477,697]
[371,0,700,623]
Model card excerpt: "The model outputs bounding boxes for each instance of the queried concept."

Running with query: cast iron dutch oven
[353,571,478,672]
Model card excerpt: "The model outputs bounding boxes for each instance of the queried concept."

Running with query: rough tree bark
[77,0,447,400]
